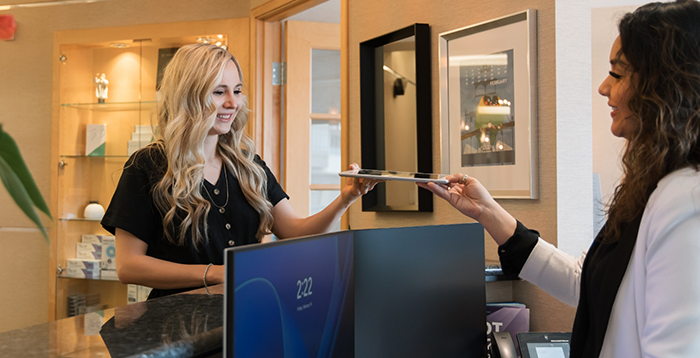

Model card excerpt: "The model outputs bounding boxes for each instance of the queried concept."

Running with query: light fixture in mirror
[360,23,432,212]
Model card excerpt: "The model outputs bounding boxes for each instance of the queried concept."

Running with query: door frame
[249,0,350,228]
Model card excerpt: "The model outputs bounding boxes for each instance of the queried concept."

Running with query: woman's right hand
[418,174,517,245]
[417,174,494,221]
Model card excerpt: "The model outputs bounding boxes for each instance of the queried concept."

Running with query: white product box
[66,267,101,279]
[135,124,153,132]
[76,243,101,260]
[101,235,116,270]
[101,269,118,281]
[138,286,153,302]
[127,141,142,156]
[127,284,138,304]
[81,234,102,244]
[84,311,104,336]
[131,132,153,141]
[127,125,156,156]
[83,234,113,244]
[67,259,101,270]
[86,124,106,157]
[127,285,153,304]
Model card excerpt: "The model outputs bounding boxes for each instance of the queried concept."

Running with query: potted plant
[0,124,52,241]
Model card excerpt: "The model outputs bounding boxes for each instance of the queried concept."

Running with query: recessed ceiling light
[110,43,130,48]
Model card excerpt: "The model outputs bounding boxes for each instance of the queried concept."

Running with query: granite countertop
[0,264,511,358]
[0,285,224,358]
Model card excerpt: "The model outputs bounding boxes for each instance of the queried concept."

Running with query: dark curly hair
[604,0,700,241]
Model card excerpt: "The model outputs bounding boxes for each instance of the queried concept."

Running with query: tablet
[517,332,571,358]
[339,169,450,184]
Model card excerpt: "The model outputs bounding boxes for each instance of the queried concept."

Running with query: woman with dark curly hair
[421,0,700,356]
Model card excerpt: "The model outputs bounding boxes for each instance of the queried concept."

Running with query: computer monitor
[224,232,355,358]
[354,223,485,357]
[224,223,486,357]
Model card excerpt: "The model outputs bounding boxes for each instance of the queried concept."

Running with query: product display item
[84,201,105,220]
[86,124,106,157]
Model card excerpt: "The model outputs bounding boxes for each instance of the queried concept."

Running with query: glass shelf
[59,155,130,159]
[57,274,119,281]
[59,101,156,111]
[59,217,102,222]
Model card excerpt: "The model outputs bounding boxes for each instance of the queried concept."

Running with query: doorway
[250,0,344,231]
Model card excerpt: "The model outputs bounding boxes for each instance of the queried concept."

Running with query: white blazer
[519,167,700,358]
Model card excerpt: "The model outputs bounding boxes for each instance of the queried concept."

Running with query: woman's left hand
[340,163,383,204]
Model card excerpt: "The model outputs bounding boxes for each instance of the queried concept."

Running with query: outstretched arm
[418,174,517,244]
[271,163,381,239]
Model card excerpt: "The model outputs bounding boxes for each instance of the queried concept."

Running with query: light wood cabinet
[49,18,249,320]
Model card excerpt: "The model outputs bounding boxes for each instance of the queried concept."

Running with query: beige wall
[347,0,558,261]
[591,5,638,208]
[346,0,578,331]
[0,0,251,333]
[0,0,629,336]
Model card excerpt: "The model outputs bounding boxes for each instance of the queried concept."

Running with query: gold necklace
[203,167,229,214]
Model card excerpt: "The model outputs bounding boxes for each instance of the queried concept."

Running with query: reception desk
[0,270,513,357]
[0,285,224,358]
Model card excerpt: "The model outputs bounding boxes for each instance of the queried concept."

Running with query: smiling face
[598,36,636,139]
[209,60,243,137]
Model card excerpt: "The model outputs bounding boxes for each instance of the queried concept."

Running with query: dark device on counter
[490,331,518,358]
[224,223,487,357]
[517,332,571,358]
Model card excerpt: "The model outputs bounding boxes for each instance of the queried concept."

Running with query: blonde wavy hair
[151,43,273,247]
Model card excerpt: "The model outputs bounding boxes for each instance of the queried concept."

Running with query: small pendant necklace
[203,167,229,214]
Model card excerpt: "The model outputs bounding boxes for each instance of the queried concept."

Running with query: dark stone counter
[0,285,224,358]
[0,263,507,358]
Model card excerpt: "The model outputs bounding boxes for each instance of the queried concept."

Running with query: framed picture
[439,10,538,199]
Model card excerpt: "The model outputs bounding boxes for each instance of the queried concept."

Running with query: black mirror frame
[359,23,433,212]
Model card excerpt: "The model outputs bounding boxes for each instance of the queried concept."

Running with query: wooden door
[284,21,341,219]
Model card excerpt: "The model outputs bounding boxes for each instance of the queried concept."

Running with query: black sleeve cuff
[498,221,540,277]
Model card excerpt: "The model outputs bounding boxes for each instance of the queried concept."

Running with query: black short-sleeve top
[101,146,288,297]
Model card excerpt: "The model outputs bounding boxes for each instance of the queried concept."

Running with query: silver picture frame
[439,10,538,199]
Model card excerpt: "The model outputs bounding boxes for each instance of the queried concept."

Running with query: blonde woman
[102,44,378,299]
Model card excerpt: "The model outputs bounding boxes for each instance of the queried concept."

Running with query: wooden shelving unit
[49,18,249,320]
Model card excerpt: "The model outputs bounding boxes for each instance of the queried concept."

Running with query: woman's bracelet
[203,263,213,295]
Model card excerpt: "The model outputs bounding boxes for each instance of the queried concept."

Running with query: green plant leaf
[0,124,52,220]
[0,155,49,242]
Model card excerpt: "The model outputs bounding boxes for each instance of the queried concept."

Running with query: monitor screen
[354,223,485,357]
[224,232,354,358]
[517,332,571,358]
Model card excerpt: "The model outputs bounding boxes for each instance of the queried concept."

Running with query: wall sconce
[0,14,17,41]
[383,65,415,97]
[393,78,405,97]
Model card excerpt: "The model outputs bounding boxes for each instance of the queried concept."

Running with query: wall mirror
[360,23,432,212]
